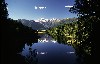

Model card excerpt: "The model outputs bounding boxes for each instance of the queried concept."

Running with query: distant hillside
[18,19,46,30]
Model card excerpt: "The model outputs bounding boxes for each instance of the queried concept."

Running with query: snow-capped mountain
[35,18,61,28]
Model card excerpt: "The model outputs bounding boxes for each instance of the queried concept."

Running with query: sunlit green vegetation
[47,19,91,55]
[47,21,77,43]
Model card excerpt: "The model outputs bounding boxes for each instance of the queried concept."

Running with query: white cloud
[65,5,73,8]
[35,6,46,10]
[39,7,44,9]
[39,7,46,9]
[35,6,38,9]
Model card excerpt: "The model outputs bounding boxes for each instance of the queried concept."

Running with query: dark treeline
[1,18,38,43]
[1,0,39,64]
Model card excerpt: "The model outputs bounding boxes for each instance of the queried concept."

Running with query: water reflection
[24,48,38,64]
[20,34,78,64]
[2,32,94,64]
[1,32,39,64]
[47,25,94,64]
[66,52,75,54]
[38,34,57,43]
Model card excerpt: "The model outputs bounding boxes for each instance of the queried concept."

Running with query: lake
[19,34,80,64]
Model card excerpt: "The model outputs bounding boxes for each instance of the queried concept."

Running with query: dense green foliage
[47,21,78,44]
[47,20,91,55]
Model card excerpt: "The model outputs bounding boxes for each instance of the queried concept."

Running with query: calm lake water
[20,34,79,64]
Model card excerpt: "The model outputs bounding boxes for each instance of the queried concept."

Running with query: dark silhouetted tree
[69,0,100,44]
[1,0,38,64]
[70,0,100,63]
[0,0,8,20]
[70,0,100,18]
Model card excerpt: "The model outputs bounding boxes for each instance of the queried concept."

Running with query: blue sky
[6,0,77,20]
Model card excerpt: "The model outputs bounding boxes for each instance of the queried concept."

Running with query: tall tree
[69,0,100,42]
[70,0,100,63]
[70,0,100,18]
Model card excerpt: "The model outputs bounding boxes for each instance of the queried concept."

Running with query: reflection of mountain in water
[38,34,57,43]
[20,34,78,64]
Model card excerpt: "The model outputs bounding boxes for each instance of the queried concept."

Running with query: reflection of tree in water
[25,48,38,64]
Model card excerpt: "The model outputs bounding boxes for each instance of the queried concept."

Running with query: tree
[69,0,100,63]
[69,0,100,31]
[69,0,100,43]
[0,0,8,20]
[70,0,100,18]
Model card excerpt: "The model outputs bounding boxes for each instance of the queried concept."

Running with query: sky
[5,0,77,20]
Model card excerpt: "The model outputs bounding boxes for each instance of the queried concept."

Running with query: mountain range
[17,18,77,30]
